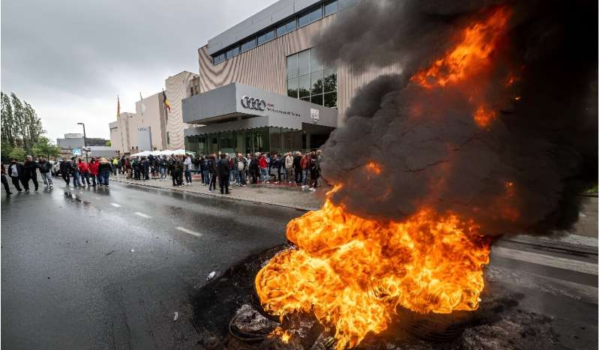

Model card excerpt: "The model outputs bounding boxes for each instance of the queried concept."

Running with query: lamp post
[77,122,88,162]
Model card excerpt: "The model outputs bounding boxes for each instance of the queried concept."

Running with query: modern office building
[109,92,169,154]
[165,71,200,150]
[183,0,401,155]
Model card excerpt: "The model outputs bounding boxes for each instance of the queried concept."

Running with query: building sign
[241,96,267,111]
[72,148,82,156]
[137,126,153,151]
[310,108,320,124]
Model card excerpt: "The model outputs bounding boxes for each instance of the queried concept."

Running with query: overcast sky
[1,0,275,142]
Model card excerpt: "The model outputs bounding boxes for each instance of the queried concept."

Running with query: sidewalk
[112,175,326,211]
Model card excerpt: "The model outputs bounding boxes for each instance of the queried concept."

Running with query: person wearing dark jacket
[7,158,25,192]
[248,154,259,184]
[207,154,218,191]
[38,156,53,188]
[217,154,230,194]
[23,155,39,192]
[2,162,13,194]
[59,158,72,186]
[293,152,303,184]
[70,157,82,188]
[98,157,112,186]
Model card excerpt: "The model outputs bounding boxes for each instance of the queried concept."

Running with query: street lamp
[77,122,88,162]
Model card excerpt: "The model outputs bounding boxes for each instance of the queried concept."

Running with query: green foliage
[32,136,61,158]
[1,91,45,155]
[8,147,26,161]
[1,140,13,162]
[105,140,112,147]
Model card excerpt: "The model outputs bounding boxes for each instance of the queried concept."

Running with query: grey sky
[1,0,275,142]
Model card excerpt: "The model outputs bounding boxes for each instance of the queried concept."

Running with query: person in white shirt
[183,155,193,185]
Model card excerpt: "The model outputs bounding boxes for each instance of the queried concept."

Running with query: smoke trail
[315,0,598,235]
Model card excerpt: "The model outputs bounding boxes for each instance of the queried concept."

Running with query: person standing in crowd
[132,157,141,180]
[159,156,167,180]
[98,157,112,187]
[78,158,91,186]
[112,157,119,175]
[258,153,268,184]
[88,157,99,187]
[183,154,193,185]
[171,156,182,187]
[285,152,294,184]
[8,158,25,192]
[293,151,303,185]
[38,156,53,189]
[236,153,247,186]
[70,157,83,188]
[229,154,238,186]
[309,151,320,190]
[217,153,230,194]
[248,154,259,184]
[208,154,217,192]
[271,154,282,184]
[23,155,39,192]
[60,158,71,186]
[301,152,311,188]
[202,156,210,185]
[125,157,132,179]
[1,162,12,195]
[141,157,150,180]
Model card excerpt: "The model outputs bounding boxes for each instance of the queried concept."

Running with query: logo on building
[310,108,320,124]
[241,96,267,111]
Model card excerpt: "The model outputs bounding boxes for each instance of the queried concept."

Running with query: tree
[32,136,61,158]
[105,140,112,147]
[9,147,26,161]
[1,92,45,155]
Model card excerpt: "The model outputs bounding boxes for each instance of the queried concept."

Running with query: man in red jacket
[78,159,91,187]
[258,153,268,184]
[88,157,99,187]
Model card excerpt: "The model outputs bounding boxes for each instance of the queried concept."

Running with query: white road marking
[110,203,121,208]
[492,246,598,275]
[94,196,101,200]
[134,212,152,219]
[175,226,203,238]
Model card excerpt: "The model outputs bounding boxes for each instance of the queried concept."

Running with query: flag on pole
[117,95,120,118]
[162,90,171,113]
[140,92,146,116]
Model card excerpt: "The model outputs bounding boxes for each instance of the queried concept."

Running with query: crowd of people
[114,150,323,195]
[1,150,323,196]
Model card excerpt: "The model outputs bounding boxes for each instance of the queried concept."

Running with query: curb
[112,178,320,212]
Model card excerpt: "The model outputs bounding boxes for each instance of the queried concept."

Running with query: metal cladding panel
[207,0,323,55]
[182,84,238,124]
[183,83,338,129]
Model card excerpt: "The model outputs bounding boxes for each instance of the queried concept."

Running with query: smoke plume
[315,0,598,235]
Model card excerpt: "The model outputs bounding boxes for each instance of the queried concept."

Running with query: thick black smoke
[315,0,598,235]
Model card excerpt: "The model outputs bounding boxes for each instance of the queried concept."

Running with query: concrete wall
[165,71,199,150]
[109,121,121,153]
[198,12,402,127]
[57,138,84,149]
[134,92,167,151]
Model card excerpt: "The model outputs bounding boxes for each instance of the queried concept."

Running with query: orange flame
[411,7,511,89]
[256,199,491,350]
[255,7,513,350]
[366,161,382,175]
[473,105,497,128]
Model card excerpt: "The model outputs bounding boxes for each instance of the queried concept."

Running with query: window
[213,53,225,64]
[286,48,337,108]
[287,55,298,79]
[286,19,297,32]
[257,30,275,45]
[325,1,338,16]
[226,46,240,59]
[241,38,256,53]
[277,24,287,37]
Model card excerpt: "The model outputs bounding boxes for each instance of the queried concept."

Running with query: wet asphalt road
[1,180,302,350]
[1,178,598,350]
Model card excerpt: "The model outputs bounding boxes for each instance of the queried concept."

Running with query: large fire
[256,7,512,350]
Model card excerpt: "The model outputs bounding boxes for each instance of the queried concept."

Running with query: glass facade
[212,0,340,65]
[287,48,337,108]
[186,127,333,155]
